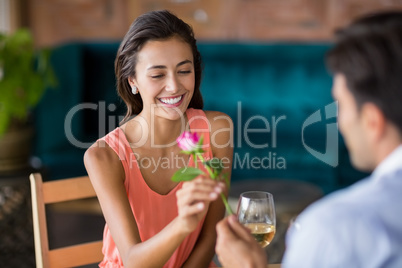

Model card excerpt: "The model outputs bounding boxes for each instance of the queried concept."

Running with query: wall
[128,0,402,41]
[0,0,26,33]
[26,0,129,47]
[25,0,402,47]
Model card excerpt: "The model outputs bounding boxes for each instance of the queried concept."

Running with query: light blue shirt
[283,145,402,268]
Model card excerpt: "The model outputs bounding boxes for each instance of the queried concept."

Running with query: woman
[84,10,233,267]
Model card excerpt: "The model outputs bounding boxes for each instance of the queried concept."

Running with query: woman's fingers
[177,188,220,206]
[181,176,223,191]
[176,176,225,232]
[177,177,224,207]
[179,201,206,216]
[175,177,224,232]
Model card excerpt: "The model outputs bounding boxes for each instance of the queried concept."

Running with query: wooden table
[220,264,281,268]
[229,179,323,263]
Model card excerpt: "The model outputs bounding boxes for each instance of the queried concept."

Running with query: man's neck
[372,122,402,168]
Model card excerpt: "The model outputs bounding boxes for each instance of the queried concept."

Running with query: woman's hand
[176,176,224,234]
[216,215,268,268]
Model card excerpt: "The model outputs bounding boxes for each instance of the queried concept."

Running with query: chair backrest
[30,173,104,268]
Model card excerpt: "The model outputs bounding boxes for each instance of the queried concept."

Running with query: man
[216,11,402,268]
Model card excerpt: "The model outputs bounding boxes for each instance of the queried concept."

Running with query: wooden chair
[30,173,104,268]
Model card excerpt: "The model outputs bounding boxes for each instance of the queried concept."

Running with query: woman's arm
[182,111,234,268]
[84,140,223,268]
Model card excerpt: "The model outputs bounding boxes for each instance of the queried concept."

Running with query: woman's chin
[156,106,188,121]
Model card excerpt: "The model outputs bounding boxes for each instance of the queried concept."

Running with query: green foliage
[204,158,224,178]
[0,29,56,135]
[171,167,204,182]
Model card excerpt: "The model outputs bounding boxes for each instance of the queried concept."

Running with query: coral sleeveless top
[98,108,214,268]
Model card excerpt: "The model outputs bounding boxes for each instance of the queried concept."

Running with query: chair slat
[48,241,104,267]
[42,176,97,204]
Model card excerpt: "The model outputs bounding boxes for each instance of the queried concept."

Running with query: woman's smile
[158,94,185,107]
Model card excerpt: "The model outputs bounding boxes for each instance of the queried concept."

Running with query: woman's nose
[165,75,180,93]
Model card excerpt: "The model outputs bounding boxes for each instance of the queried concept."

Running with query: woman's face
[129,36,195,121]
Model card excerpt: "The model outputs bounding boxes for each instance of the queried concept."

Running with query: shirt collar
[371,144,402,183]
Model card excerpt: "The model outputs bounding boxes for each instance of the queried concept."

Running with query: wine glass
[237,191,276,248]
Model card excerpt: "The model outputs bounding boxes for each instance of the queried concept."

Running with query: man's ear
[361,103,386,142]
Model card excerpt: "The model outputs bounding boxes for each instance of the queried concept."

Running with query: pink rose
[172,131,233,215]
[177,131,200,152]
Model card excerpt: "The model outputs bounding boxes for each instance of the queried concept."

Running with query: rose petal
[177,131,200,152]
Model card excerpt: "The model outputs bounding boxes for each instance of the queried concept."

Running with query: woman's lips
[158,94,184,106]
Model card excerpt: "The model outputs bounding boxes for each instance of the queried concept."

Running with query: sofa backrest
[200,43,337,192]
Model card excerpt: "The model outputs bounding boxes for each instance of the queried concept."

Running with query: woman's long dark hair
[115,10,203,124]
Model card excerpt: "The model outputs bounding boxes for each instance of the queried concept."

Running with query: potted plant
[0,29,55,174]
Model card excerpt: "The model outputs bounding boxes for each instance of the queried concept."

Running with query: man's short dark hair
[326,11,402,133]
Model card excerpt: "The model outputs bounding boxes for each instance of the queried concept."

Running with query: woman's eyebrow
[177,59,192,67]
[147,65,166,70]
[146,60,192,71]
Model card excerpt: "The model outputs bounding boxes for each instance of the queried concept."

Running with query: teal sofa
[33,42,368,193]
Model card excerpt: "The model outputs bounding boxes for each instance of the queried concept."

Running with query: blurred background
[1,0,402,267]
[4,0,402,45]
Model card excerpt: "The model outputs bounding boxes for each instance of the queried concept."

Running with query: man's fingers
[216,217,230,235]
[216,217,240,245]
[216,218,233,255]
[227,215,255,242]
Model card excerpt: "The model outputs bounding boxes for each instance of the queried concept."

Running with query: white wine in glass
[237,191,276,248]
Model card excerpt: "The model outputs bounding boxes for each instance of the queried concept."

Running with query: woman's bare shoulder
[84,140,125,183]
[85,140,116,162]
[203,111,234,157]
[204,110,233,130]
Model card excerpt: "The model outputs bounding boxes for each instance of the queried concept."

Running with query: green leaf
[194,135,205,154]
[204,158,224,175]
[221,173,230,187]
[171,167,204,182]
[197,135,204,146]
[179,150,194,155]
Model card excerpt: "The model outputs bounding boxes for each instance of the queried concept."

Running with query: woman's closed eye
[178,70,192,75]
[150,74,165,79]
[150,69,191,79]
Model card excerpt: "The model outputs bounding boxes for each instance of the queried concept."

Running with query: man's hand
[216,215,268,268]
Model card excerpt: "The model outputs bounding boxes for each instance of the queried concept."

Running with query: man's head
[327,11,402,171]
